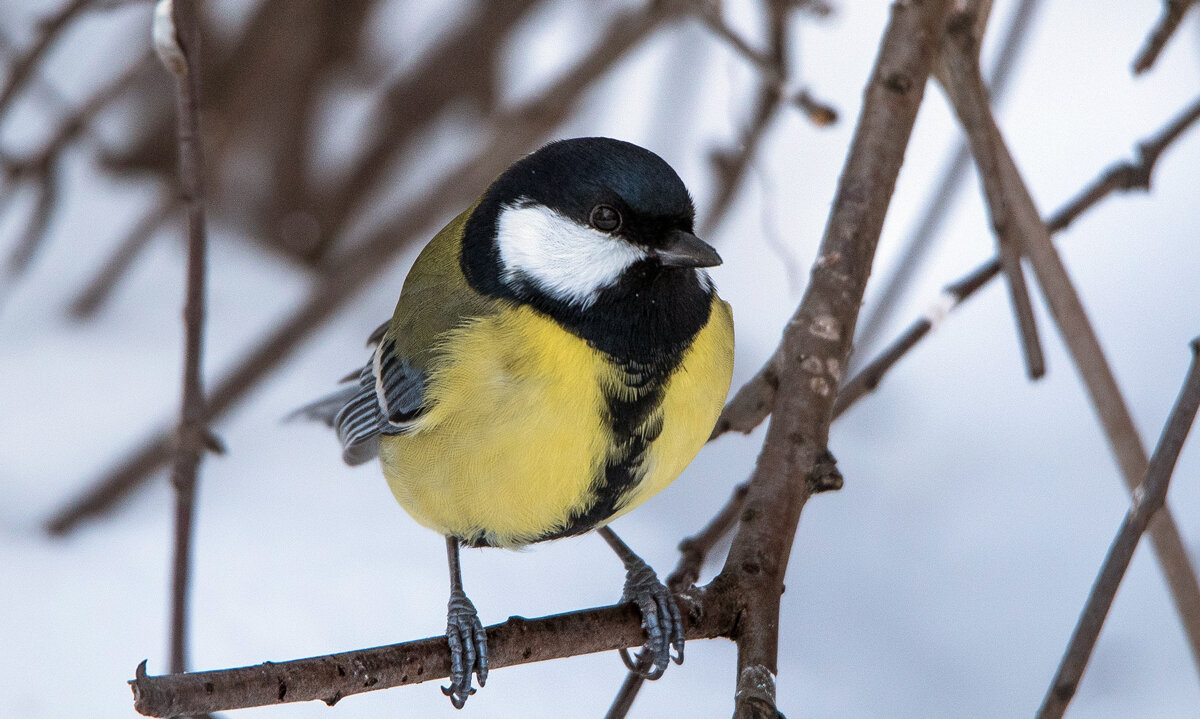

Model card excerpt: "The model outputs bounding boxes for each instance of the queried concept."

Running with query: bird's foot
[441,588,488,709]
[618,556,684,680]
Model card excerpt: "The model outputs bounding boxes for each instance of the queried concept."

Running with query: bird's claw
[619,557,684,679]
[441,589,488,709]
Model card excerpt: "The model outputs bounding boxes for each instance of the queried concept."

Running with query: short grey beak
[655,230,723,268]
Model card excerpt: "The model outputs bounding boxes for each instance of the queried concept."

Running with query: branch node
[733,665,782,719]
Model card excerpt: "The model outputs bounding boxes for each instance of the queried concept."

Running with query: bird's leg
[440,536,488,709]
[597,526,684,680]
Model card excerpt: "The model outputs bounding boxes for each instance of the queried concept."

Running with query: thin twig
[711,92,1200,442]
[853,0,1042,357]
[936,3,1045,379]
[155,0,210,677]
[697,0,790,239]
[941,57,1200,670]
[687,93,1200,631]
[1038,338,1200,719]
[1132,0,1196,75]
[1,52,153,278]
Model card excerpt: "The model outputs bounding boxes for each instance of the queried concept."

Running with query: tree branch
[684,92,1200,673]
[938,33,1200,671]
[936,2,1045,379]
[714,2,952,715]
[154,0,210,676]
[852,0,1042,357]
[1132,0,1196,75]
[711,92,1200,440]
[0,0,94,125]
[131,592,740,717]
[1038,337,1200,718]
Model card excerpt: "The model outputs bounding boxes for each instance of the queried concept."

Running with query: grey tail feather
[286,386,359,427]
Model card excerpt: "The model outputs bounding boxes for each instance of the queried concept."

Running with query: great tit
[297,137,734,708]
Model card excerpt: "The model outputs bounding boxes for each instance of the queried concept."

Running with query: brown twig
[853,0,1042,358]
[715,3,951,715]
[45,0,689,536]
[1038,338,1200,719]
[936,2,1045,379]
[130,596,740,717]
[1132,0,1196,74]
[711,92,1200,443]
[155,0,210,676]
[939,43,1200,670]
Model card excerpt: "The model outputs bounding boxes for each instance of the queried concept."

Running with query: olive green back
[386,207,499,370]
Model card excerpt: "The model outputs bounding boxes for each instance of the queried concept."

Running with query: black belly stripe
[538,352,679,542]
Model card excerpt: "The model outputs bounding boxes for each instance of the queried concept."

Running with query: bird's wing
[327,338,428,465]
[296,206,494,466]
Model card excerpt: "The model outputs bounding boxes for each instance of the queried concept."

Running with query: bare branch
[1049,94,1200,233]
[1038,338,1200,719]
[939,45,1200,670]
[131,594,740,717]
[853,0,1043,357]
[715,3,951,715]
[937,2,1045,379]
[1,53,151,278]
[712,92,1200,440]
[155,0,211,676]
[1132,0,1196,75]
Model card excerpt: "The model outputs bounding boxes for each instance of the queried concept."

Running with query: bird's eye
[589,204,621,232]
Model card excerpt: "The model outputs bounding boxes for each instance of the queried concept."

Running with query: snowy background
[2,0,1200,717]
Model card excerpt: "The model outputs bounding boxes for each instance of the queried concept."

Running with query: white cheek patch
[495,202,646,307]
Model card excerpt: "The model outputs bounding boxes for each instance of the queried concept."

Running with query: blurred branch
[938,23,1200,669]
[68,193,177,318]
[698,0,790,238]
[131,595,740,717]
[695,0,838,240]
[936,2,1045,380]
[1,52,153,277]
[0,0,94,125]
[1132,0,1196,75]
[305,0,544,258]
[153,0,210,677]
[45,0,691,536]
[854,0,1042,357]
[1038,338,1200,719]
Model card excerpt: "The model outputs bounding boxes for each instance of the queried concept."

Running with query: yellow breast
[378,300,734,547]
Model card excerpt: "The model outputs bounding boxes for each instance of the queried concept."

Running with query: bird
[295,137,734,708]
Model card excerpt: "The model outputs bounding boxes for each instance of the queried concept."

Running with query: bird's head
[462,137,720,309]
